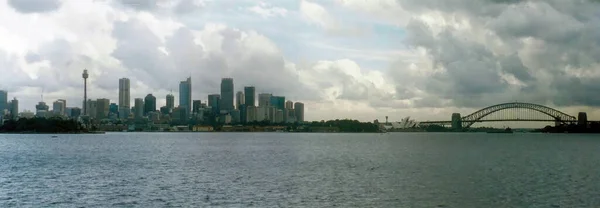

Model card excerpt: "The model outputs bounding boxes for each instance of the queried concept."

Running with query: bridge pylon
[451,113,462,130]
[578,112,588,128]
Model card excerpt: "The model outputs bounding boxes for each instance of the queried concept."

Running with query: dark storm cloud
[8,0,61,13]
[392,0,600,108]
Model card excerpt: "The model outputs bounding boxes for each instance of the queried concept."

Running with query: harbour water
[1,132,600,207]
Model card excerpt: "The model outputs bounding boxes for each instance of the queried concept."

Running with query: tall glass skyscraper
[179,77,192,114]
[0,90,7,113]
[208,94,221,114]
[144,94,156,115]
[220,78,234,112]
[244,86,255,107]
[270,96,285,110]
[118,78,130,119]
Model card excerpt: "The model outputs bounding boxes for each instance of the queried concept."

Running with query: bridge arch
[462,102,576,128]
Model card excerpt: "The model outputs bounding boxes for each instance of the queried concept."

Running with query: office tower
[82,69,88,115]
[275,109,283,123]
[119,78,130,119]
[0,90,7,113]
[208,94,220,114]
[285,100,293,109]
[246,106,257,122]
[220,78,234,112]
[71,107,81,118]
[160,106,170,115]
[231,109,240,123]
[96,98,110,120]
[36,101,49,112]
[179,77,192,113]
[53,100,66,115]
[270,96,285,110]
[166,94,175,109]
[244,86,255,107]
[144,94,156,115]
[258,93,272,107]
[9,98,18,119]
[87,99,97,119]
[294,102,304,122]
[134,98,144,119]
[236,91,244,110]
[109,103,119,117]
[192,100,202,114]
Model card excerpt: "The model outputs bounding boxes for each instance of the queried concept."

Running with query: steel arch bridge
[420,102,577,128]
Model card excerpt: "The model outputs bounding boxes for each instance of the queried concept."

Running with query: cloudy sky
[1,0,600,122]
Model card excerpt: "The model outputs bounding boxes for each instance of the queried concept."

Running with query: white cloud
[248,2,287,18]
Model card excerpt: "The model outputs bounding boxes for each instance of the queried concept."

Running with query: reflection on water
[1,132,599,207]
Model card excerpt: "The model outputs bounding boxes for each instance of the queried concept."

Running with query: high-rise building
[246,106,257,122]
[166,94,175,110]
[36,101,49,112]
[0,90,7,113]
[144,94,156,115]
[87,99,97,119]
[294,102,304,122]
[119,78,130,119]
[53,100,66,116]
[236,91,244,110]
[193,100,202,114]
[96,98,110,120]
[258,93,272,107]
[220,78,234,112]
[285,100,293,109]
[109,103,119,116]
[275,109,284,123]
[270,96,285,110]
[70,107,81,118]
[244,86,255,107]
[134,98,144,119]
[208,94,220,114]
[9,97,18,119]
[179,77,192,113]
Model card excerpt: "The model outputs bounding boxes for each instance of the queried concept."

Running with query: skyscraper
[258,93,272,107]
[134,98,144,120]
[166,94,175,110]
[53,100,66,116]
[208,94,220,114]
[193,100,202,114]
[294,102,304,122]
[9,98,18,119]
[119,78,130,119]
[270,96,285,110]
[236,91,244,110]
[244,86,255,107]
[0,90,8,113]
[220,78,234,112]
[179,77,192,113]
[285,100,294,109]
[144,94,156,115]
[96,98,110,120]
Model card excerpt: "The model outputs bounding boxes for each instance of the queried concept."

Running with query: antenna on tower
[41,88,44,102]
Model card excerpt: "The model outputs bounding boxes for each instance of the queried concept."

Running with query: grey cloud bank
[1,0,600,121]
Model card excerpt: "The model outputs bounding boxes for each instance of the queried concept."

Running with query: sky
[1,0,600,124]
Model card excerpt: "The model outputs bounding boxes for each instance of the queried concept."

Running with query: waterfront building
[244,86,255,107]
[220,78,234,112]
[118,78,130,119]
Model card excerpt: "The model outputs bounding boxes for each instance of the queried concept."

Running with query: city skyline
[1,1,600,123]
